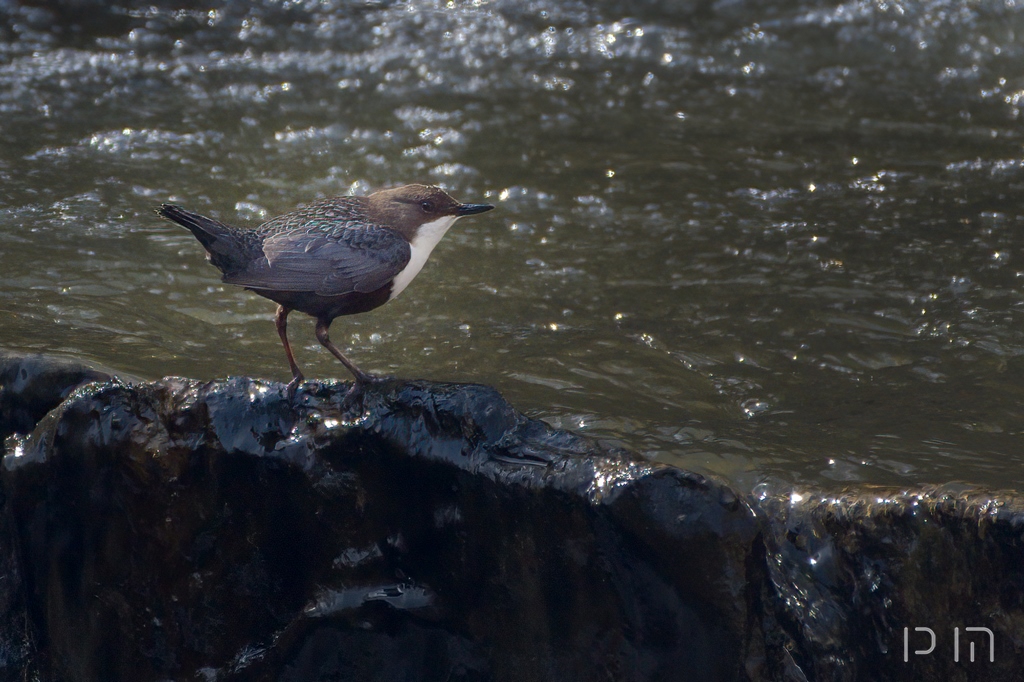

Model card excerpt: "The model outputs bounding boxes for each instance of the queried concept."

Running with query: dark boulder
[2,352,1024,682]
[0,351,112,443]
[1,374,764,681]
[762,488,1024,682]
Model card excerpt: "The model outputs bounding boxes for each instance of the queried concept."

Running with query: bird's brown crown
[364,185,463,241]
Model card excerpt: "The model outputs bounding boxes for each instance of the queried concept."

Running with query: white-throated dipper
[157,185,493,398]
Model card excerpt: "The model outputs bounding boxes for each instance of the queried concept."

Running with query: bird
[157,184,494,399]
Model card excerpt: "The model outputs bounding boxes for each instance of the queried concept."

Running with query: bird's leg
[276,305,304,397]
[314,318,375,384]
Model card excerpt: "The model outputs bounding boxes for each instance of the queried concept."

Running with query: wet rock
[1,375,763,682]
[0,351,112,442]
[1,355,1023,681]
[762,489,1024,682]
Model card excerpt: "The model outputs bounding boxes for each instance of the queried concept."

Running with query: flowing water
[2,0,1023,493]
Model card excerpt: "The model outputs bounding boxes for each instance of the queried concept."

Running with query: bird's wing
[224,226,412,296]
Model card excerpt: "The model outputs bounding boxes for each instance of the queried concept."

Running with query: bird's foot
[338,379,371,423]
[284,373,305,400]
[351,369,390,385]
[338,372,395,422]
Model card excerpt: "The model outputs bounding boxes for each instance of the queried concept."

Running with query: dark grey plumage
[160,197,412,299]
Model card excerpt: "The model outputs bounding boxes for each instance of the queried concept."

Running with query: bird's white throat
[388,215,459,300]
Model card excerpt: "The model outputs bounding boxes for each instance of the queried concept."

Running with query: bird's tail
[156,204,254,274]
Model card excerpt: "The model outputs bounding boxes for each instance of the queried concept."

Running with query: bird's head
[366,184,493,242]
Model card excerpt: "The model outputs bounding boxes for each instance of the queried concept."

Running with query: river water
[2,0,1023,493]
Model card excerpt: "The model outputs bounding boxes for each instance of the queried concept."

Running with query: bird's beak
[457,203,494,216]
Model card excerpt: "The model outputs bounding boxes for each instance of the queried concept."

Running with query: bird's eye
[420,200,434,212]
